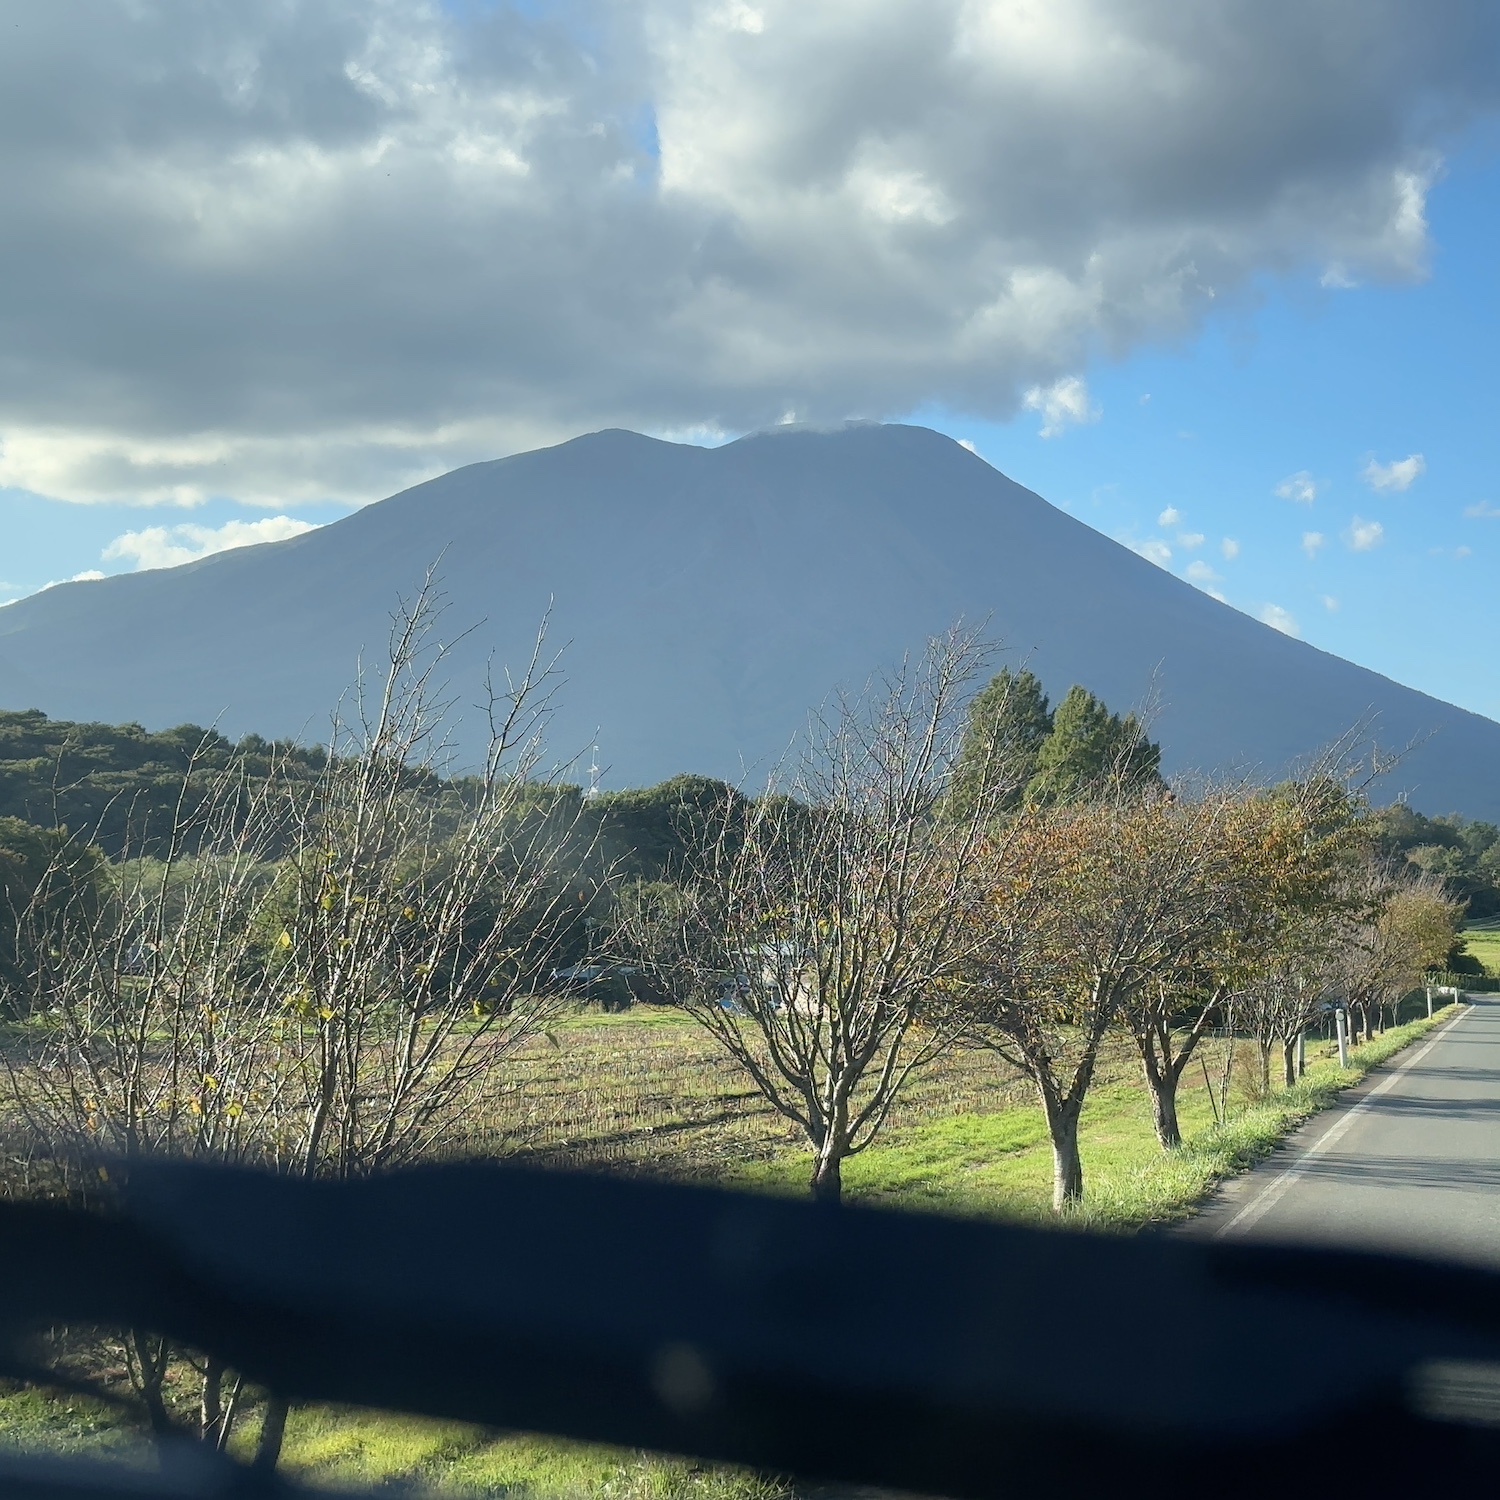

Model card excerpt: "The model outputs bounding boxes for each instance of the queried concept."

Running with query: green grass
[0,1387,785,1500]
[1461,921,1500,978]
[0,1383,151,1465]
[266,1409,786,1499]
[729,1006,1460,1229]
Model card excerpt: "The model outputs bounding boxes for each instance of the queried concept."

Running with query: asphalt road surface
[1189,997,1500,1269]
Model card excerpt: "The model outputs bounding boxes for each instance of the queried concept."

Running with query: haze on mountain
[1,423,1495,820]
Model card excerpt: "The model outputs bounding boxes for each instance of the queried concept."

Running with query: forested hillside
[1369,802,1500,920]
[0,709,756,893]
[0,709,330,856]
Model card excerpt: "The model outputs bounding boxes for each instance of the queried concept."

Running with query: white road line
[1214,1003,1472,1240]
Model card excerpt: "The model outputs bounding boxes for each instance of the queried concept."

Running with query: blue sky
[0,2,1496,724]
[915,139,1500,722]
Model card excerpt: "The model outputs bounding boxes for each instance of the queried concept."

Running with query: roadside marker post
[1335,1006,1349,1069]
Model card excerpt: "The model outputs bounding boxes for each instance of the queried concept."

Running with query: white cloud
[957,438,978,454]
[1456,544,1473,559]
[102,516,319,571]
[1185,559,1219,583]
[1302,530,1325,558]
[1464,501,1500,518]
[1220,537,1241,560]
[3,568,107,606]
[0,2,1481,504]
[1022,376,1099,438]
[1275,470,1320,504]
[1320,263,1357,289]
[1322,595,1339,611]
[1157,506,1181,527]
[1177,531,1205,549]
[1130,538,1173,567]
[1362,453,1426,492]
[1344,516,1385,551]
[718,2,765,35]
[1259,604,1300,637]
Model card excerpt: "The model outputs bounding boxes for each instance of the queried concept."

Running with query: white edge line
[1213,1002,1472,1239]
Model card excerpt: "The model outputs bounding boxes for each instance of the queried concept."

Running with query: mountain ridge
[1,423,1495,817]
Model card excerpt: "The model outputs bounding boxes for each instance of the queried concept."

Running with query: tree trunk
[129,1331,174,1440]
[1131,993,1220,1153]
[200,1357,226,1446]
[809,1141,844,1204]
[1134,1020,1182,1150]
[1281,1038,1297,1088]
[1144,1062,1182,1149]
[254,1395,290,1475]
[1040,1091,1084,1210]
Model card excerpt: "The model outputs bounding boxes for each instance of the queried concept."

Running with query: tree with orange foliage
[960,790,1224,1209]
[1121,777,1364,1147]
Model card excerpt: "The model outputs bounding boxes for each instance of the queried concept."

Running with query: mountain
[1,423,1496,818]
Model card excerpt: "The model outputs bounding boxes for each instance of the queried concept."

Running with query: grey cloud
[0,0,1496,505]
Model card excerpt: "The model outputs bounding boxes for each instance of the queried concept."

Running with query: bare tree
[256,590,591,1181]
[0,582,591,1457]
[625,629,1021,1203]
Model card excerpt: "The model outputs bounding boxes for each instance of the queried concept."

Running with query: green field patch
[0,1383,151,1465]
[1461,922,1500,978]
[264,1406,784,1499]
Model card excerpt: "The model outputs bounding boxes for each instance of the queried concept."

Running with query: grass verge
[265,1408,788,1499]
[728,1004,1462,1230]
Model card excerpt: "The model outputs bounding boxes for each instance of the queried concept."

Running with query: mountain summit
[1,424,1495,817]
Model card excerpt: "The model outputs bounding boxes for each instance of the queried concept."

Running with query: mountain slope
[1,423,1495,817]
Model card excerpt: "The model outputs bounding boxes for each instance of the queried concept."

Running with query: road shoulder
[1176,1001,1472,1240]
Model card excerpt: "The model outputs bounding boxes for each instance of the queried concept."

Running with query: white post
[1426,985,1433,1019]
[1335,1007,1349,1069]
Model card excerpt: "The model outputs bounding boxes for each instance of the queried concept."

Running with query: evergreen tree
[1025,685,1163,805]
[948,668,1053,818]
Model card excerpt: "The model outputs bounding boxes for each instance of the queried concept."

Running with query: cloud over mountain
[102,517,320,571]
[0,1,1496,507]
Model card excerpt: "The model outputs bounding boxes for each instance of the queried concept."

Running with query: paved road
[1189,997,1500,1269]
